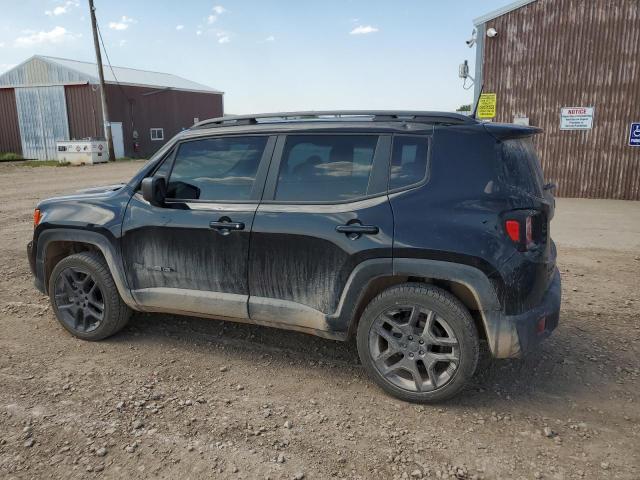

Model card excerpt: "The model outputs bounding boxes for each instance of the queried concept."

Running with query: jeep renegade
[27,111,561,402]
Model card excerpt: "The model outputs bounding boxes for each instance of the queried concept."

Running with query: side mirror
[141,176,167,207]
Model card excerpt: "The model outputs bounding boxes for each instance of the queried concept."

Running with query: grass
[0,152,23,162]
[116,157,148,162]
[21,160,69,167]
[3,151,145,164]
[17,157,145,167]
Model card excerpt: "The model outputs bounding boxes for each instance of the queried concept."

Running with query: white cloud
[216,32,230,44]
[109,15,136,31]
[264,35,275,42]
[0,42,5,48]
[45,6,66,16]
[45,1,79,17]
[196,30,203,36]
[350,25,379,35]
[14,26,80,47]
[176,24,184,31]
[207,5,226,24]
[118,39,127,47]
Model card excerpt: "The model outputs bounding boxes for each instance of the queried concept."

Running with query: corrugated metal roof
[0,55,222,94]
[474,0,538,26]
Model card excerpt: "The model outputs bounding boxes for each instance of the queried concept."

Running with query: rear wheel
[357,283,479,403]
[49,252,131,341]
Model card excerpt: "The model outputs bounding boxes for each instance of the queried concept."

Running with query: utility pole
[88,0,115,161]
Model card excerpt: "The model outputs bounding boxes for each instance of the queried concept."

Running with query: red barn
[0,55,224,160]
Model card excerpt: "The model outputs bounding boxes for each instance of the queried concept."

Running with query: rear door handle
[209,220,245,231]
[336,224,379,235]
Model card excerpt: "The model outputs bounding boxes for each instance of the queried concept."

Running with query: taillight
[504,213,536,251]
[33,208,41,228]
[505,220,520,242]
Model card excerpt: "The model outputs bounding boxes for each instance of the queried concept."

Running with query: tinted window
[500,138,544,196]
[152,149,174,179]
[389,136,429,190]
[275,135,378,201]
[166,136,267,201]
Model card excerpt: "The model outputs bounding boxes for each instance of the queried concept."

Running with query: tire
[48,251,131,341]
[356,283,479,403]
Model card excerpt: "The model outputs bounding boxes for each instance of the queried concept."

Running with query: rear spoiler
[483,123,543,141]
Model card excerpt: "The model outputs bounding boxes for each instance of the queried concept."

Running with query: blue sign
[630,123,640,147]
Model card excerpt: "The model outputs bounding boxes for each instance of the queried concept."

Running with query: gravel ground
[0,160,638,480]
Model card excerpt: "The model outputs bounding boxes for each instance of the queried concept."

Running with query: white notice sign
[560,107,594,130]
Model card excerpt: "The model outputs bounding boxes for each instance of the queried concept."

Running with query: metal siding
[106,85,224,157]
[15,86,70,160]
[0,57,91,87]
[0,56,221,93]
[481,0,640,199]
[0,89,22,154]
[65,85,103,139]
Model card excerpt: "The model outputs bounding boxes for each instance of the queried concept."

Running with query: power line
[96,22,132,103]
[96,21,137,152]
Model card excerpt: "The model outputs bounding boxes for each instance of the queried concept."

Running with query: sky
[0,0,516,114]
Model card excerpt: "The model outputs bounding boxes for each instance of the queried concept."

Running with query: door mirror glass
[141,176,167,207]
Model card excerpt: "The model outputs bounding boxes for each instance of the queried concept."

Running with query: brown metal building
[0,55,223,160]
[473,0,640,199]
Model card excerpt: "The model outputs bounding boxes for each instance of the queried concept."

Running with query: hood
[37,183,129,209]
[76,183,126,194]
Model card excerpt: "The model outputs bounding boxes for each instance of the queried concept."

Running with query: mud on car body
[27,111,561,403]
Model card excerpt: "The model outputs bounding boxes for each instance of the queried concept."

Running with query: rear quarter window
[499,138,544,197]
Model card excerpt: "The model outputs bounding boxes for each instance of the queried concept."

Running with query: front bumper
[488,267,561,358]
[27,241,45,294]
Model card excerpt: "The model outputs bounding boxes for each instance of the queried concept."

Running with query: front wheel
[49,252,131,341]
[357,283,479,403]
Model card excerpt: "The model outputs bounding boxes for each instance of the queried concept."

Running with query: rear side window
[275,135,378,202]
[389,136,429,190]
[500,138,544,196]
[166,136,267,201]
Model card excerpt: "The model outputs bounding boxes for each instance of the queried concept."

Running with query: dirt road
[1,161,638,480]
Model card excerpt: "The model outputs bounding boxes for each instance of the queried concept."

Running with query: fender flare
[337,257,511,357]
[35,229,138,309]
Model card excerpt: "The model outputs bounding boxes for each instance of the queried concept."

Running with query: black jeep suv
[27,111,561,402]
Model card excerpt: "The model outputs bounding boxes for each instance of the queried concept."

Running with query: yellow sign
[477,93,497,119]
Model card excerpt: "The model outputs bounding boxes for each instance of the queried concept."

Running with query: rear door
[248,133,394,335]
[121,134,275,319]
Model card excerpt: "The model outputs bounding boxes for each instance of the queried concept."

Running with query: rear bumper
[489,267,561,358]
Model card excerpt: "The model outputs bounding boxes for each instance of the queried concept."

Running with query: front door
[121,134,275,319]
[110,122,125,159]
[248,133,394,335]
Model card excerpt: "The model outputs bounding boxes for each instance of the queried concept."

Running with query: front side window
[150,128,164,141]
[275,135,378,202]
[389,136,429,190]
[166,136,268,201]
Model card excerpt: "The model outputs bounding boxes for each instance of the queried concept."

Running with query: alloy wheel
[368,305,460,392]
[53,267,105,333]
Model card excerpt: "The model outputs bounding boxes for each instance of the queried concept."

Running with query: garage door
[15,86,69,160]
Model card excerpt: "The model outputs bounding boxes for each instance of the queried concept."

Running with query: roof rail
[191,110,476,129]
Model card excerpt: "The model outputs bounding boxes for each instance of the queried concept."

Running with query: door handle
[209,220,245,231]
[336,224,379,235]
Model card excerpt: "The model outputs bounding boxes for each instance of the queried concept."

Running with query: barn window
[150,128,164,141]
